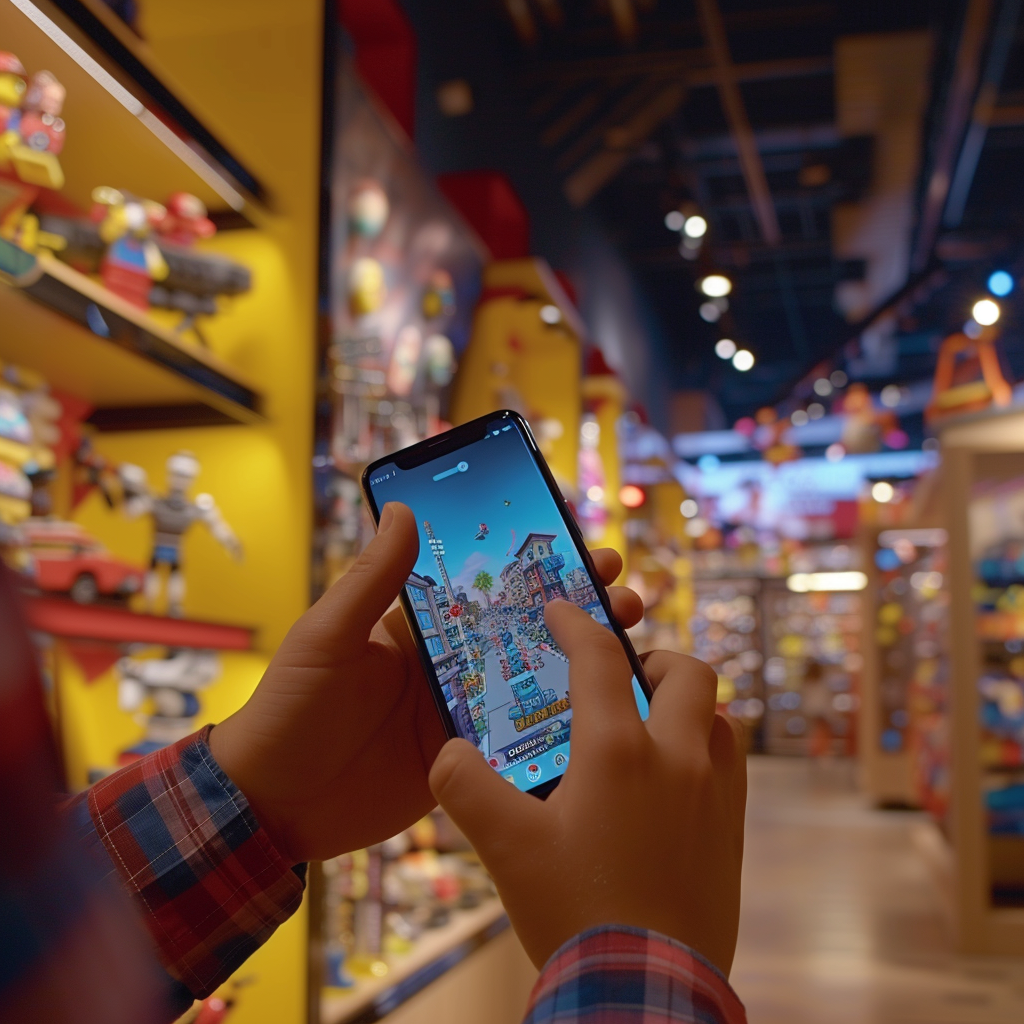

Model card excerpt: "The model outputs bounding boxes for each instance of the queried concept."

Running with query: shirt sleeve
[81,725,306,1005]
[523,926,747,1024]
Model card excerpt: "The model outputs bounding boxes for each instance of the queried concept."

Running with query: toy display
[19,518,145,603]
[753,407,800,465]
[120,451,242,617]
[116,648,221,762]
[689,578,766,749]
[0,52,65,194]
[926,326,1012,425]
[322,812,495,987]
[841,383,900,454]
[761,577,862,756]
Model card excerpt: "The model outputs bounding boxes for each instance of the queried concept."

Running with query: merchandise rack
[940,407,1024,955]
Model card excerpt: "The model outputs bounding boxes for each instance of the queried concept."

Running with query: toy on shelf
[0,52,65,193]
[20,518,144,603]
[841,383,900,454]
[90,186,170,309]
[120,451,242,617]
[116,647,220,761]
[926,326,1012,424]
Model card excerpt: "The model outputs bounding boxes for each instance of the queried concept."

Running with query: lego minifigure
[116,648,220,761]
[0,51,27,141]
[18,71,66,155]
[120,451,242,617]
[91,186,169,309]
[156,191,215,247]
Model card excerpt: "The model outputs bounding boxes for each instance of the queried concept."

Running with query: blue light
[697,454,721,472]
[988,270,1014,297]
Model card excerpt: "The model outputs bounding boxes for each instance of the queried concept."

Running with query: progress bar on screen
[433,461,469,482]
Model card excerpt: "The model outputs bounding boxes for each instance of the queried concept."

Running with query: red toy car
[21,519,144,603]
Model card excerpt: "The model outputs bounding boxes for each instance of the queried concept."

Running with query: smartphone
[361,410,652,798]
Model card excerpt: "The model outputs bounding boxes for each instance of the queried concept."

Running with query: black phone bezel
[360,409,654,800]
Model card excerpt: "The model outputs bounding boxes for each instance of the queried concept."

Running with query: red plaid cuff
[86,725,305,999]
[526,926,746,1024]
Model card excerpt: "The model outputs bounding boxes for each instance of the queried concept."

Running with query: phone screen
[366,415,650,794]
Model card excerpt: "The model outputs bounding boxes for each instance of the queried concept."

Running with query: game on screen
[368,420,649,793]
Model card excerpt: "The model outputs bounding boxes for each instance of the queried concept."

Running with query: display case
[859,525,950,807]
[761,568,863,757]
[940,408,1024,954]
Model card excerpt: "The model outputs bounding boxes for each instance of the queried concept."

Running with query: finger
[589,547,622,586]
[297,502,418,649]
[606,585,644,628]
[429,738,539,855]
[544,599,639,735]
[642,650,719,748]
[709,713,747,857]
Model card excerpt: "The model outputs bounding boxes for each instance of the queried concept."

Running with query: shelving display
[690,578,765,750]
[761,573,863,757]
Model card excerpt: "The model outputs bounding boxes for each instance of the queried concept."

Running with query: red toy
[18,70,66,156]
[157,192,216,247]
[21,518,144,603]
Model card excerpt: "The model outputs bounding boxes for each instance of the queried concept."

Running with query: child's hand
[429,599,746,975]
[208,503,644,865]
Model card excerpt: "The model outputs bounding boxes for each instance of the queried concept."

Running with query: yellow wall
[52,3,325,1022]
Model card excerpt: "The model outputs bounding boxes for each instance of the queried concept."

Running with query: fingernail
[379,503,395,531]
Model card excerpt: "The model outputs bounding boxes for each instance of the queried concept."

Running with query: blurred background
[2,0,1024,1021]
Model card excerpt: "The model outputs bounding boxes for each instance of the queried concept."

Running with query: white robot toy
[116,648,221,762]
[120,450,242,617]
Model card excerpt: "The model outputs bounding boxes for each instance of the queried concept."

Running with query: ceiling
[403,0,1024,431]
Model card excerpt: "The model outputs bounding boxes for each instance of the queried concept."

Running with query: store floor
[731,757,1024,1023]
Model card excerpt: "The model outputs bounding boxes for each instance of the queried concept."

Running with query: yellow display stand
[450,258,583,488]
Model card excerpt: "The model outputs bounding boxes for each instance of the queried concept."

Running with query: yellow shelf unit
[940,408,1024,955]
[0,243,264,428]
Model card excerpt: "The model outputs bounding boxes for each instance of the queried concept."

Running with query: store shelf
[4,0,266,215]
[0,242,264,429]
[24,594,254,648]
[321,899,509,1024]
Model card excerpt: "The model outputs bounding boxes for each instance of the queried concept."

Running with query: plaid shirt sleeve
[82,725,306,1006]
[524,926,747,1024]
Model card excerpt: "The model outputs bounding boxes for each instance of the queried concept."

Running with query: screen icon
[526,763,541,783]
[554,752,567,767]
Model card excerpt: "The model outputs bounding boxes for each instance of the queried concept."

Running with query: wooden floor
[731,757,1024,1023]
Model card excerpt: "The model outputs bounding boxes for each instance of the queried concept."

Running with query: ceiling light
[586,485,604,502]
[539,304,561,324]
[732,349,754,372]
[700,301,721,323]
[680,498,699,518]
[825,443,845,462]
[665,210,686,231]
[683,215,707,238]
[973,298,1000,325]
[988,270,1014,297]
[680,235,702,252]
[808,403,825,420]
[715,338,737,360]
[830,370,848,388]
[787,571,867,593]
[872,481,895,503]
[790,409,809,426]
[813,378,833,397]
[699,274,732,298]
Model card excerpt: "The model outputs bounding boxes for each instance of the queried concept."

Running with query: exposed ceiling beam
[502,0,537,45]
[563,82,688,207]
[911,0,995,270]
[534,0,564,29]
[694,0,781,244]
[522,50,831,87]
[682,124,841,160]
[541,90,606,147]
[608,0,639,44]
[944,0,1023,226]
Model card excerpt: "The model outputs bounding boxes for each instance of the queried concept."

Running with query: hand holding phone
[207,501,643,864]
[430,599,747,976]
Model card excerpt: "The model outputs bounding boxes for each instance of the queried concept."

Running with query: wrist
[207,717,300,865]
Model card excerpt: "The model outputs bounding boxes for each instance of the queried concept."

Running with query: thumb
[429,739,538,857]
[297,502,419,650]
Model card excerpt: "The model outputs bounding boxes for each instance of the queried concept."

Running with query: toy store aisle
[731,758,1024,1024]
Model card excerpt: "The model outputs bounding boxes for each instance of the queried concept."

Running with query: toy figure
[19,71,66,156]
[116,647,220,761]
[91,186,169,309]
[841,383,899,453]
[926,326,1012,424]
[753,407,800,465]
[0,52,27,141]
[475,523,489,540]
[156,191,215,247]
[120,451,242,617]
